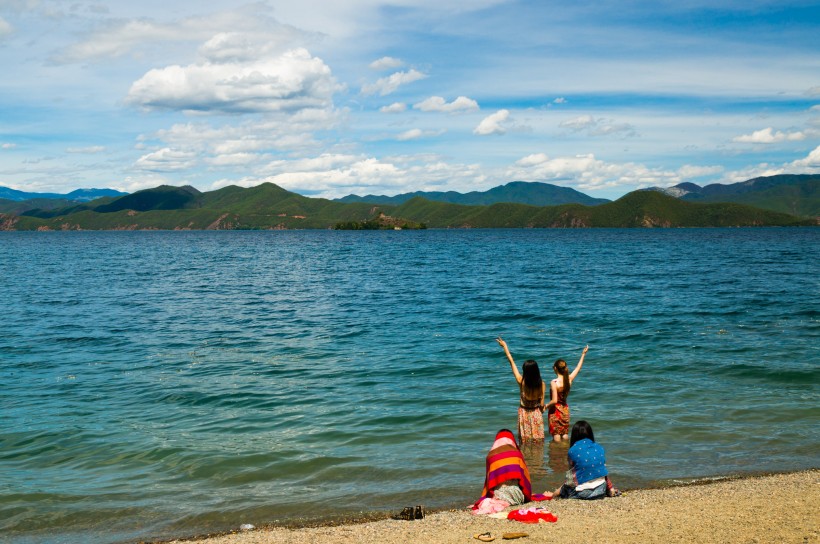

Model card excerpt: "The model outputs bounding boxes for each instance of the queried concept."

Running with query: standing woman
[545,346,588,442]
[496,338,546,443]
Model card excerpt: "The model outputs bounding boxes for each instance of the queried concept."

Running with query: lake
[1,228,818,544]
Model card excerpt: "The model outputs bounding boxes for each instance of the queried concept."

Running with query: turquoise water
[1,228,818,543]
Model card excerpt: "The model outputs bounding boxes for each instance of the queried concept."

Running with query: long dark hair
[553,358,570,399]
[569,420,595,447]
[521,359,543,399]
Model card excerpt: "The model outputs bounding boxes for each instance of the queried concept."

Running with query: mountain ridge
[1,177,814,230]
[646,174,819,217]
[0,186,127,202]
[335,181,610,207]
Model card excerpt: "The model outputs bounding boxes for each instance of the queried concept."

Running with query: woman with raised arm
[496,337,546,443]
[545,345,588,442]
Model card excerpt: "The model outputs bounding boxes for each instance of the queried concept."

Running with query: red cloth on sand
[507,507,558,523]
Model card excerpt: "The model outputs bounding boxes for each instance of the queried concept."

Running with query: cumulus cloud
[361,69,427,96]
[474,110,510,135]
[369,56,404,70]
[560,115,637,137]
[380,102,407,113]
[134,109,343,176]
[792,144,820,168]
[210,153,486,199]
[2,143,17,149]
[732,127,806,144]
[552,97,566,104]
[413,96,479,113]
[507,152,680,191]
[66,146,106,154]
[126,48,342,114]
[135,147,198,172]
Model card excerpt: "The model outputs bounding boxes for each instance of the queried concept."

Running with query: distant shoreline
[157,469,819,544]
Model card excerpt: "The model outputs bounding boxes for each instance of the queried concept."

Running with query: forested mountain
[1,180,813,231]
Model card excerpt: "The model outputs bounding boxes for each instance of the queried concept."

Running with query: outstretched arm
[569,345,588,382]
[496,337,523,384]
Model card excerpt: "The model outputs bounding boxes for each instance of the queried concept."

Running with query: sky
[0,0,819,200]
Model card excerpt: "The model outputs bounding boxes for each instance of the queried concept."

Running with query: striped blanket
[477,429,533,502]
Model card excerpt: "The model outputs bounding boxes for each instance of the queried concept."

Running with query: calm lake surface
[1,228,818,543]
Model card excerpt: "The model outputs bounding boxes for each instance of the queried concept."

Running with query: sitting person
[476,429,533,509]
[554,420,620,500]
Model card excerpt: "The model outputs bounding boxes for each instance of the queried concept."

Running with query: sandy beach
[165,470,819,544]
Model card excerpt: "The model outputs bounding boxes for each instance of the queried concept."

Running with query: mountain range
[646,174,819,218]
[0,175,816,230]
[0,186,127,202]
[335,181,610,207]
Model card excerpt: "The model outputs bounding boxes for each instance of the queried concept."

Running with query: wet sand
[165,470,819,544]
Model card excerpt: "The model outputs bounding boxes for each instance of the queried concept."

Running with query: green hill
[1,181,814,231]
[7,183,388,231]
[393,191,813,228]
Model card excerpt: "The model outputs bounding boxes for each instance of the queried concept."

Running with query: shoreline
[160,469,819,544]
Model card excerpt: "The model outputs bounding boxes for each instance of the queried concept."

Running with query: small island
[334,213,427,230]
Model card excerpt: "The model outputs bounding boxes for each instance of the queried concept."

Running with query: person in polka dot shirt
[554,420,621,499]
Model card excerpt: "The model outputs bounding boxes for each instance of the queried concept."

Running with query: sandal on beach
[394,507,415,520]
[607,487,622,497]
[502,533,528,540]
[474,533,495,542]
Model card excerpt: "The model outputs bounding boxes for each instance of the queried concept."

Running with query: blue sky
[0,0,818,200]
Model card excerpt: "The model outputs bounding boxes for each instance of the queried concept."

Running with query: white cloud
[380,102,407,113]
[66,146,106,154]
[508,152,680,191]
[396,128,445,141]
[706,145,820,184]
[732,127,806,144]
[2,143,17,149]
[811,105,820,112]
[135,109,343,175]
[552,97,566,104]
[198,32,290,63]
[369,56,404,70]
[0,16,13,38]
[413,96,479,113]
[53,5,308,63]
[205,152,261,167]
[135,148,198,172]
[397,128,423,141]
[559,115,595,131]
[361,69,427,96]
[474,109,509,135]
[791,144,820,168]
[807,86,820,97]
[126,48,342,114]
[211,153,486,199]
[560,115,636,137]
